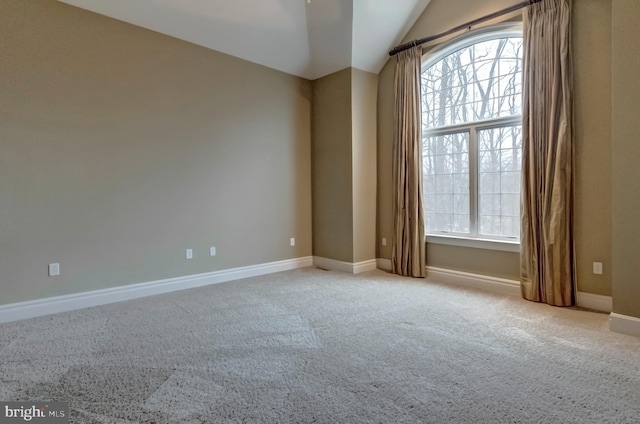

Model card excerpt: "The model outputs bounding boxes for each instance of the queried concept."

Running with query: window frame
[421,23,523,251]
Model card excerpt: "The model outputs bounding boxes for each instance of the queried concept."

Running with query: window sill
[426,234,520,252]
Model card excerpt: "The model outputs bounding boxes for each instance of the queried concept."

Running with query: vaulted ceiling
[56,0,431,80]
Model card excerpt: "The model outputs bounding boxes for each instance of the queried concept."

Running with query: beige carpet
[1,268,639,423]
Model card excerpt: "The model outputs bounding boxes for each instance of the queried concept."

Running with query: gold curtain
[392,46,425,278]
[521,0,575,306]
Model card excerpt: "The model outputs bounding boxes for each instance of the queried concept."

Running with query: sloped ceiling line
[57,0,431,79]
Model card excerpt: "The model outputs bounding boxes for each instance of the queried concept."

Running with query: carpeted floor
[1,267,639,423]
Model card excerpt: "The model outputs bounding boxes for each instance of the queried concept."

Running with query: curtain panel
[392,46,426,278]
[520,0,575,306]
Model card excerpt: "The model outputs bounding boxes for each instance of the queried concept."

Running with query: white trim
[312,257,376,274]
[426,235,520,252]
[576,292,613,313]
[0,257,314,324]
[423,22,523,67]
[353,260,377,274]
[379,262,612,312]
[610,313,640,338]
[313,257,353,273]
[422,24,524,245]
[426,266,521,295]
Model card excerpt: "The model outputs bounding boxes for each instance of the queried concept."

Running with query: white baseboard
[610,313,640,338]
[376,259,520,295]
[426,266,521,295]
[377,259,519,294]
[0,256,314,324]
[353,259,378,273]
[576,292,613,313]
[313,257,376,274]
[376,260,612,312]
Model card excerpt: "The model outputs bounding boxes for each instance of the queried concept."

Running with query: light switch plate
[593,262,603,275]
[48,263,60,277]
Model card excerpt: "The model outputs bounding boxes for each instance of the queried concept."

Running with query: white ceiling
[56,0,431,80]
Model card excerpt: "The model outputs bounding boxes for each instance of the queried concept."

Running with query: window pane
[422,37,523,127]
[480,215,501,236]
[501,216,519,238]
[480,194,500,215]
[453,194,469,215]
[453,172,469,193]
[426,213,437,232]
[422,31,523,241]
[478,126,522,238]
[453,213,470,233]
[501,171,521,193]
[480,172,500,194]
[423,132,470,234]
[501,194,520,216]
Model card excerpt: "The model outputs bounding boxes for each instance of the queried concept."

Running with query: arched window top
[422,24,523,129]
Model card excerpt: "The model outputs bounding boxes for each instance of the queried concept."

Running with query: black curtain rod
[388,0,542,57]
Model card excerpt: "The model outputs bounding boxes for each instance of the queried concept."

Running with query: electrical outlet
[186,249,193,260]
[210,246,216,257]
[593,262,603,275]
[290,238,295,246]
[382,237,387,246]
[48,263,60,277]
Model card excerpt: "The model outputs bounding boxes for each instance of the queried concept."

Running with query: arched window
[422,24,523,243]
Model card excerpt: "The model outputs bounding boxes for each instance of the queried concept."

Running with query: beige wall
[611,0,640,318]
[312,67,378,264]
[377,0,613,295]
[0,0,312,305]
[376,56,395,262]
[427,245,519,281]
[401,0,524,46]
[1,0,623,308]
[573,0,612,296]
[351,69,378,263]
[312,68,354,262]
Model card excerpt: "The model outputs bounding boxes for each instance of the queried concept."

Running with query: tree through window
[422,26,523,241]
